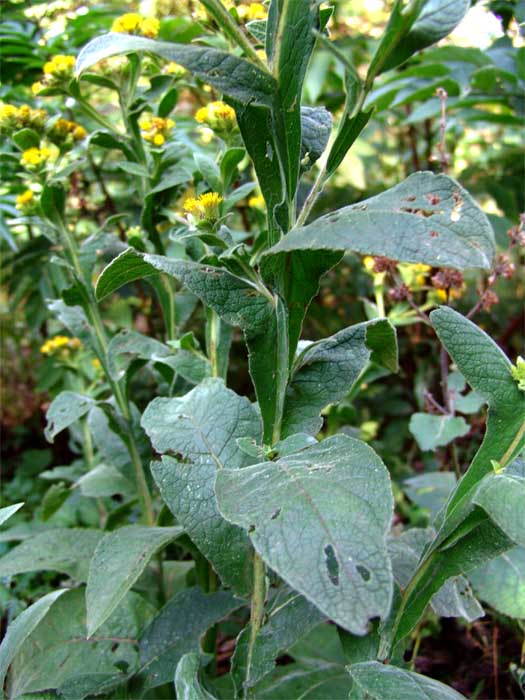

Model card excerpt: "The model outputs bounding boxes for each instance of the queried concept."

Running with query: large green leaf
[142,379,261,596]
[266,172,495,269]
[430,307,525,537]
[174,653,217,700]
[216,435,394,634]
[8,588,155,699]
[409,412,469,451]
[95,247,159,301]
[44,391,96,442]
[473,472,525,547]
[0,503,23,527]
[139,586,242,690]
[0,529,103,582]
[232,589,325,694]
[469,546,525,619]
[348,660,466,700]
[281,318,398,437]
[0,590,66,694]
[86,525,181,636]
[77,33,276,107]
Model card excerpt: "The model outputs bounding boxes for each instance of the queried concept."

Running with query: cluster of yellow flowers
[248,194,265,209]
[163,62,186,78]
[20,145,58,170]
[32,55,76,95]
[15,189,37,214]
[139,115,175,146]
[195,101,237,136]
[184,192,223,222]
[111,13,159,38]
[40,335,82,356]
[48,118,87,145]
[0,104,47,135]
[236,2,267,21]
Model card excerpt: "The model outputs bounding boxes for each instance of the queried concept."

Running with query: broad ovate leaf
[216,435,394,634]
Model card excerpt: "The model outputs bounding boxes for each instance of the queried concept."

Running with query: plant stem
[245,553,266,695]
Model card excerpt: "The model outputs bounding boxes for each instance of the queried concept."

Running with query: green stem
[76,98,120,134]
[245,553,266,695]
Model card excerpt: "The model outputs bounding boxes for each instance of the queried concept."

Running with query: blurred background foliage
[0,1,524,696]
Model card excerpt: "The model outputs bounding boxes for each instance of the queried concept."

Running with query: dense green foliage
[1,1,524,699]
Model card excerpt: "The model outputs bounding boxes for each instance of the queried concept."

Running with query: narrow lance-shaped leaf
[142,379,261,596]
[76,34,276,107]
[430,306,525,540]
[86,525,182,637]
[281,318,398,438]
[265,172,495,270]
[0,503,23,527]
[216,435,394,635]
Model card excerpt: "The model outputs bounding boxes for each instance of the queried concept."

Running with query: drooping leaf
[76,33,276,107]
[174,653,217,700]
[216,435,394,634]
[139,586,242,690]
[409,413,470,451]
[106,329,175,380]
[403,472,456,519]
[44,391,96,442]
[86,525,181,636]
[281,318,398,437]
[0,590,66,693]
[473,472,525,547]
[142,379,261,595]
[266,172,495,270]
[430,307,525,538]
[8,588,155,699]
[75,464,135,498]
[95,247,159,301]
[348,660,466,700]
[0,503,23,527]
[0,528,103,582]
[232,589,325,693]
[469,546,525,619]
[300,106,333,172]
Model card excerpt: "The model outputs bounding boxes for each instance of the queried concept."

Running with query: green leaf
[216,435,394,634]
[9,588,155,699]
[12,128,40,150]
[116,161,150,178]
[266,172,495,270]
[174,653,217,700]
[75,464,135,498]
[300,106,332,172]
[95,247,158,301]
[0,503,23,526]
[473,472,525,547]
[77,33,276,107]
[232,589,325,693]
[469,546,525,619]
[281,318,397,438]
[0,529,103,582]
[139,587,242,690]
[44,391,96,442]
[40,184,66,228]
[325,109,373,179]
[430,307,525,535]
[194,153,222,193]
[142,379,261,596]
[348,661,466,700]
[409,413,470,451]
[106,329,175,380]
[86,525,181,636]
[0,590,66,693]
[403,472,456,519]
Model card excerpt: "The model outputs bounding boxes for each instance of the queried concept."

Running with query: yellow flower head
[183,192,223,222]
[139,115,175,146]
[194,101,237,135]
[43,54,76,82]
[163,61,186,78]
[398,262,432,291]
[237,2,268,21]
[248,194,265,209]
[40,335,81,356]
[112,13,159,38]
[0,104,47,134]
[16,189,37,214]
[0,104,18,132]
[48,118,87,146]
[20,145,56,169]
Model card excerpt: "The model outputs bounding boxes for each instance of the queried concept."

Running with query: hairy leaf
[469,547,525,619]
[86,526,181,636]
[216,435,394,634]
[44,391,96,442]
[174,653,217,700]
[300,106,333,172]
[474,473,525,547]
[409,413,469,451]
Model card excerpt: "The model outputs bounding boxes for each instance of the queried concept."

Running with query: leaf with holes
[44,391,96,442]
[216,434,394,634]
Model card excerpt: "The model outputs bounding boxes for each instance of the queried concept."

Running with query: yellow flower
[48,118,87,146]
[163,62,186,78]
[91,358,102,370]
[112,13,159,38]
[398,262,431,291]
[183,192,223,222]
[194,101,237,135]
[0,104,47,134]
[16,189,37,213]
[40,335,75,355]
[31,82,44,95]
[363,256,375,272]
[42,55,76,85]
[139,115,175,146]
[248,194,265,209]
[237,2,268,21]
[20,146,56,169]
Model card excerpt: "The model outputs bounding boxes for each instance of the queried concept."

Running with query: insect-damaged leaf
[142,379,261,596]
[76,33,276,107]
[266,172,495,270]
[44,391,96,442]
[216,435,394,634]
